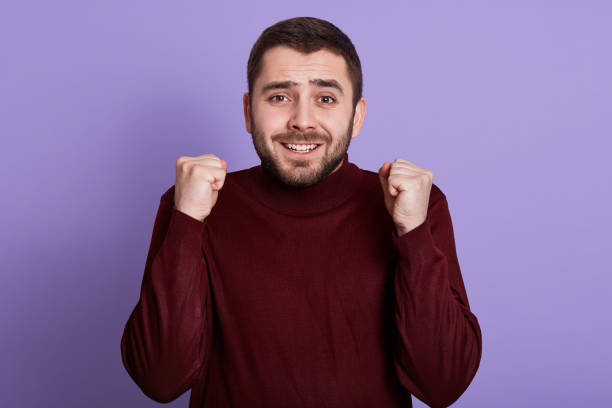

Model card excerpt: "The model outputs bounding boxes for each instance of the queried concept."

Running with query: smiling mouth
[280,142,322,154]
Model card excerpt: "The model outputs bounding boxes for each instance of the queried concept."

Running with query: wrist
[394,218,426,237]
[174,205,208,222]
[395,225,411,237]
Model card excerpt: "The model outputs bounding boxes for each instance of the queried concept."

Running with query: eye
[269,95,289,103]
[319,95,336,104]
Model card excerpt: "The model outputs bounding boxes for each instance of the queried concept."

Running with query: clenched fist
[174,154,227,222]
[378,158,433,236]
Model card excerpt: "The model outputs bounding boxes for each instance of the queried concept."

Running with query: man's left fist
[378,158,434,236]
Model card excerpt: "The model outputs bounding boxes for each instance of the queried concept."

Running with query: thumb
[213,160,227,189]
[379,162,399,197]
[211,160,228,191]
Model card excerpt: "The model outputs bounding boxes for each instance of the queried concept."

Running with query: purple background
[1,1,610,407]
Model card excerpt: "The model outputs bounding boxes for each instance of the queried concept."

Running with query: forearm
[392,199,482,408]
[121,195,211,403]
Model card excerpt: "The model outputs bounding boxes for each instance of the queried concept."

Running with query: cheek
[255,106,288,133]
[320,110,352,138]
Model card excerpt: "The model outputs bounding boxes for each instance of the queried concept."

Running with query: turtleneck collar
[244,152,363,217]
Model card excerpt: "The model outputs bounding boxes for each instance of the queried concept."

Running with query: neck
[246,152,363,216]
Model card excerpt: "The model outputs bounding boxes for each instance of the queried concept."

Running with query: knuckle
[189,164,206,176]
[204,154,220,161]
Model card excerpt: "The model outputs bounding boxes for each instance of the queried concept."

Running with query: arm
[391,195,482,408]
[120,187,212,403]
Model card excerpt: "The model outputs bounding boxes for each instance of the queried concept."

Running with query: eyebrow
[261,78,344,96]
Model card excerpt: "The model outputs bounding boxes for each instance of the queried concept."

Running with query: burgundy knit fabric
[121,153,482,408]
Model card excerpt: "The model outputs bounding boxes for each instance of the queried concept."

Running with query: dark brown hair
[247,17,363,109]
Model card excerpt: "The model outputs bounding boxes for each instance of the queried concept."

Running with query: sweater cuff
[391,214,435,256]
[167,207,208,244]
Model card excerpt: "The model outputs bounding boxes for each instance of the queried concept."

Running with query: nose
[288,97,316,132]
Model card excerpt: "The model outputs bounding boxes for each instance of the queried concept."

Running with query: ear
[243,92,252,134]
[350,97,366,139]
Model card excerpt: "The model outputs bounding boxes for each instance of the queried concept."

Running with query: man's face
[243,46,366,187]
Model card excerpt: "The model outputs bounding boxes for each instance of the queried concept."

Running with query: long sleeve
[391,194,482,408]
[120,188,212,403]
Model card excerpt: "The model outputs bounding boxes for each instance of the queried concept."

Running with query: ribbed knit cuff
[391,213,435,257]
[167,207,208,247]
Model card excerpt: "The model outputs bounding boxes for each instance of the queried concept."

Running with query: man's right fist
[174,154,227,222]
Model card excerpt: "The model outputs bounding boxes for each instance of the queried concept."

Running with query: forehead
[256,46,351,94]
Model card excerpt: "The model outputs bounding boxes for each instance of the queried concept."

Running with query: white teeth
[284,143,318,152]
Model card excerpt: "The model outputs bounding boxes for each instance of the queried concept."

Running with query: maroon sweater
[121,153,482,408]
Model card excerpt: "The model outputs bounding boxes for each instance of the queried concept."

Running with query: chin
[277,166,323,188]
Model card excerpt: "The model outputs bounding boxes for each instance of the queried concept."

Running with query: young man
[121,17,482,408]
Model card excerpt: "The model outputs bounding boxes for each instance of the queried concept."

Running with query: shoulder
[359,168,446,207]
[225,166,254,189]
[160,184,175,205]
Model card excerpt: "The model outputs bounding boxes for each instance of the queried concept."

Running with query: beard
[250,110,354,188]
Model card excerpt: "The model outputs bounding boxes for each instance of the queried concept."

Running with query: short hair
[247,17,363,109]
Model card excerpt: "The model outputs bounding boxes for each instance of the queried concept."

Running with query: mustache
[272,130,329,144]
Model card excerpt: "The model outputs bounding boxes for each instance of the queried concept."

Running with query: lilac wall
[2,1,610,407]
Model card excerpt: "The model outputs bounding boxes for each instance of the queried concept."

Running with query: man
[121,16,482,408]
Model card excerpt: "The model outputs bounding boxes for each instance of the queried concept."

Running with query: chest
[204,205,396,324]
